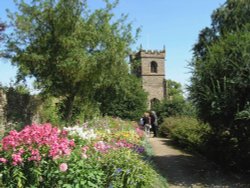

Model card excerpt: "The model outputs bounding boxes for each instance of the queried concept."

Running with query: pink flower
[69,140,75,147]
[82,146,89,153]
[61,130,68,136]
[63,148,71,156]
[59,163,68,172]
[94,141,111,153]
[0,157,7,163]
[28,149,41,161]
[1,123,75,165]
[12,153,23,165]
[18,148,25,155]
[52,155,60,160]
[136,127,144,137]
[115,140,133,149]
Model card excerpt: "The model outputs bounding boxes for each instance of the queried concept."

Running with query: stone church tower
[130,47,166,108]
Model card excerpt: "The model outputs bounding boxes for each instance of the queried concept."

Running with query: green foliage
[38,95,101,126]
[44,153,105,188]
[38,97,62,125]
[160,116,211,152]
[192,0,250,60]
[152,80,196,124]
[6,0,138,121]
[95,75,147,120]
[1,158,56,188]
[166,79,183,97]
[190,0,250,170]
[130,59,142,77]
[235,102,250,120]
[211,0,250,35]
[101,148,158,188]
[154,98,185,124]
[0,20,5,48]
[190,32,250,128]
[72,99,100,123]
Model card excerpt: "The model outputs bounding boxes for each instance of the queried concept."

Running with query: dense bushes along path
[149,137,249,188]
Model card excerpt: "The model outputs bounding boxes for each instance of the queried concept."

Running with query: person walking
[150,111,158,137]
[142,112,151,137]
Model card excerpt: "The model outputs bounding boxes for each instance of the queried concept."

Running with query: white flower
[63,126,96,140]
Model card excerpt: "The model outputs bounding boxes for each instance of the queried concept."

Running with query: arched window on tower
[151,61,158,73]
[150,98,160,109]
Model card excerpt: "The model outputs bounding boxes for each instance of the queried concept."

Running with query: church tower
[130,47,166,108]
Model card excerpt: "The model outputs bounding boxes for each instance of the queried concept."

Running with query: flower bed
[0,117,167,187]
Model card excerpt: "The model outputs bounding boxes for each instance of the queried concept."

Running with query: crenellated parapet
[139,49,165,58]
[131,46,166,59]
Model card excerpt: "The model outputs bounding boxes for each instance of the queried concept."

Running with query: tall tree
[189,0,250,169]
[192,0,250,61]
[190,0,250,126]
[6,0,138,121]
[0,20,6,57]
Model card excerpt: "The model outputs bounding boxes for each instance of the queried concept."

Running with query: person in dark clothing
[150,111,158,137]
[142,112,151,137]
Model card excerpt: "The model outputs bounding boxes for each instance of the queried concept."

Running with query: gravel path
[149,137,250,188]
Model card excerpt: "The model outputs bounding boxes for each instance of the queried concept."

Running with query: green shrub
[38,97,62,125]
[101,148,158,188]
[160,116,211,152]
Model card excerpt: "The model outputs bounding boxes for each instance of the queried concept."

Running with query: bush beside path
[149,137,249,188]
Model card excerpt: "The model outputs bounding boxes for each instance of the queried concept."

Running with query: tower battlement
[131,47,166,59]
[140,49,165,54]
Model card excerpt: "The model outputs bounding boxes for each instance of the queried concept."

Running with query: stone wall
[0,87,42,132]
[0,89,7,137]
[142,75,166,101]
[0,89,7,123]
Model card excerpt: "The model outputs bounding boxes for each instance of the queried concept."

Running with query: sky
[0,0,226,91]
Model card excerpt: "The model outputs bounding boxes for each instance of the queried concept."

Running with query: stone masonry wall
[140,50,166,105]
[0,89,7,137]
[130,48,167,108]
[0,89,7,123]
[142,75,165,101]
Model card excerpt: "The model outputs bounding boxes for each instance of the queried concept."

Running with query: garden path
[149,137,250,188]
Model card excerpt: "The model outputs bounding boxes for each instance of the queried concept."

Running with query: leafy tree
[0,21,5,42]
[94,74,147,120]
[189,0,250,170]
[211,0,250,35]
[0,20,6,58]
[5,0,138,121]
[166,79,183,98]
[190,32,250,127]
[152,80,195,124]
[192,0,250,61]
